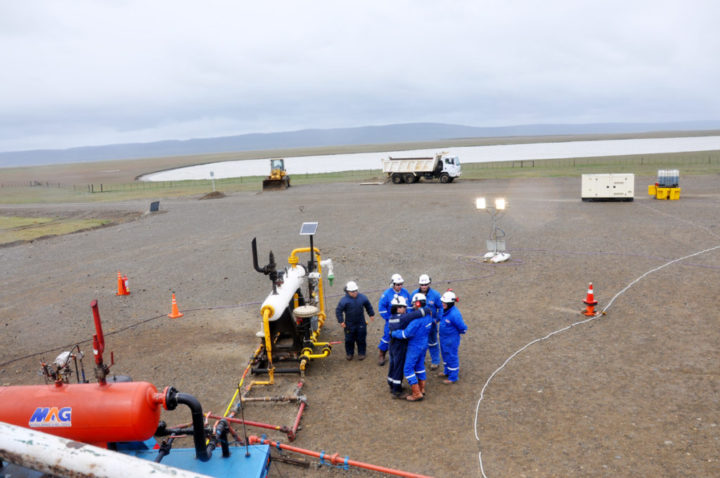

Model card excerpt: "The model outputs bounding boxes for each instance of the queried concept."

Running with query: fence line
[2,151,719,191]
[463,151,720,170]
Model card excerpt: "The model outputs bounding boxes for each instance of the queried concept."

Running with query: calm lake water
[140,135,720,181]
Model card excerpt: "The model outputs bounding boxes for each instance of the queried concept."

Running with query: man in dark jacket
[387,296,427,398]
[336,281,375,360]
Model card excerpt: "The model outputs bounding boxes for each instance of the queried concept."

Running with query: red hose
[205,413,292,439]
[290,401,306,440]
[248,435,434,478]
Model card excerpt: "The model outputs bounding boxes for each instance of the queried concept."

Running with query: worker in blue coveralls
[335,281,375,361]
[410,274,443,371]
[386,296,427,399]
[391,293,433,401]
[438,290,468,384]
[377,273,411,366]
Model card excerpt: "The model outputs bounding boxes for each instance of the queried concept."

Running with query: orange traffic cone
[116,271,129,296]
[168,293,183,319]
[582,282,598,316]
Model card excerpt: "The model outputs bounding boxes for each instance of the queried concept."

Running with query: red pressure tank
[0,381,163,445]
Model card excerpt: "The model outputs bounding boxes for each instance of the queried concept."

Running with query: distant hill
[2,121,720,167]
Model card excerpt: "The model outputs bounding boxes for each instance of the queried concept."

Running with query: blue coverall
[391,310,432,385]
[438,305,468,382]
[410,287,442,366]
[336,292,375,357]
[387,308,425,395]
[377,287,411,353]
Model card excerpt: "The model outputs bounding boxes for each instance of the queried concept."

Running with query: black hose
[251,238,263,273]
[164,387,210,462]
[154,438,174,463]
[176,392,210,462]
[217,419,230,457]
[251,367,302,374]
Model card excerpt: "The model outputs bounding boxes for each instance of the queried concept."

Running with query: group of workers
[335,273,468,401]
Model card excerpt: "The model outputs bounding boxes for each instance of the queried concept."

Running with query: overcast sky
[1,1,719,152]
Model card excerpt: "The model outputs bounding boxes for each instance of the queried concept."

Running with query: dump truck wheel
[440,173,451,183]
[392,174,404,184]
[404,173,416,183]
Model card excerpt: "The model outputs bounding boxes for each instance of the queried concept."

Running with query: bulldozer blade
[262,179,289,190]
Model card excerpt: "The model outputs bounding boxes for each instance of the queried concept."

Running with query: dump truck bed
[381,158,437,173]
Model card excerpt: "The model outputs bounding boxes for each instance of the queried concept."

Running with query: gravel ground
[1,175,719,478]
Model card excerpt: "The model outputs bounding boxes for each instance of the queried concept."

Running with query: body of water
[140,136,720,181]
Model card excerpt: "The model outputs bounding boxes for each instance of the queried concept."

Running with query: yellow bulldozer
[262,158,291,191]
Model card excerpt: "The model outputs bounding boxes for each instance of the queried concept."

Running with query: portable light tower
[476,197,510,263]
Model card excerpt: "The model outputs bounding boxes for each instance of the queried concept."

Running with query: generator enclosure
[581,174,634,201]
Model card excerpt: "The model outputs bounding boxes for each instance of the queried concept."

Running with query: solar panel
[299,222,318,235]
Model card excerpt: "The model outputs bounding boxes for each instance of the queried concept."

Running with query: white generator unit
[581,173,634,202]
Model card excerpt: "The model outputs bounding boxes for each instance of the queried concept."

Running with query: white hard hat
[391,273,404,285]
[418,274,431,285]
[441,291,457,304]
[345,281,358,292]
[390,295,408,307]
[412,293,426,304]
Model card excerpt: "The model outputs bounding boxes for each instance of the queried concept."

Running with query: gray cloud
[1,0,719,152]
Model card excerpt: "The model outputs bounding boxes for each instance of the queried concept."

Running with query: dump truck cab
[438,154,461,183]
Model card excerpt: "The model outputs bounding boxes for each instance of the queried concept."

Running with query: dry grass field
[1,136,719,477]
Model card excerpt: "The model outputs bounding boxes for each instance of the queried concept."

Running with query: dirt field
[1,176,719,477]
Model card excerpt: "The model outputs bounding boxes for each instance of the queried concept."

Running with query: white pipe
[320,258,334,282]
[260,265,306,321]
[0,421,213,478]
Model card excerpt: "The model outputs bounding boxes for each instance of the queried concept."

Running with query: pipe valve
[320,259,334,286]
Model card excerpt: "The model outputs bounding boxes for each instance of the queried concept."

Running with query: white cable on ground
[474,242,720,478]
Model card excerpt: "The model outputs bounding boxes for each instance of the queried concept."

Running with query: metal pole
[0,421,214,478]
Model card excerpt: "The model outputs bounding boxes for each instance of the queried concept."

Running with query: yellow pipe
[260,306,273,369]
[247,308,275,389]
[223,388,240,417]
[301,347,329,359]
[288,246,336,365]
[288,247,326,320]
[278,247,335,369]
[300,347,331,360]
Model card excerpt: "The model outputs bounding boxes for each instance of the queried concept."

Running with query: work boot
[346,355,353,361]
[377,350,386,366]
[358,354,366,361]
[390,385,405,399]
[406,383,424,402]
[419,379,426,397]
